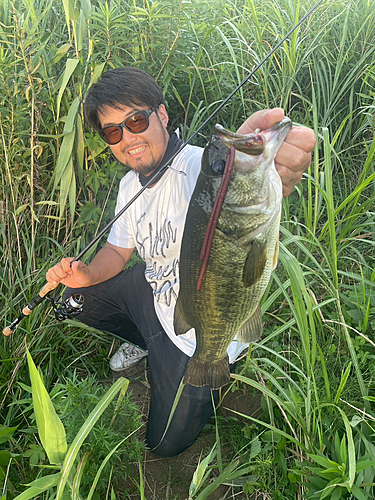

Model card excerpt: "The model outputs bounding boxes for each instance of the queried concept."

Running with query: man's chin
[139,167,159,177]
[133,162,161,177]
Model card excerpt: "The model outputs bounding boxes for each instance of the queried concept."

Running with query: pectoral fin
[173,298,193,335]
[243,240,267,287]
[237,305,262,343]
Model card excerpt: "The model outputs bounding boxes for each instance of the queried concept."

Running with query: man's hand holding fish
[238,107,316,196]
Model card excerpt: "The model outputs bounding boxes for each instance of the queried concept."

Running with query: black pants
[64,264,222,457]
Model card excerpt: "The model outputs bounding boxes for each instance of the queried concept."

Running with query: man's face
[98,103,170,176]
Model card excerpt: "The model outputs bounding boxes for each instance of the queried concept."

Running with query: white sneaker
[109,342,148,372]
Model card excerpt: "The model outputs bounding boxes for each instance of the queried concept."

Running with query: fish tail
[184,354,230,390]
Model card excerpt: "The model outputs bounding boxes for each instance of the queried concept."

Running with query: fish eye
[212,159,226,175]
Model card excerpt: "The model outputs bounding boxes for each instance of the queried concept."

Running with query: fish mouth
[213,117,292,155]
[258,117,293,146]
[213,124,265,155]
[267,117,293,132]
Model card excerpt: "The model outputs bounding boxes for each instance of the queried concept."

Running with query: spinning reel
[46,292,85,321]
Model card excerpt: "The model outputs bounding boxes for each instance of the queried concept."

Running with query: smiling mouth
[128,145,146,155]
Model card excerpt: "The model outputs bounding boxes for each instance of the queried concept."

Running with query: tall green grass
[1,0,375,498]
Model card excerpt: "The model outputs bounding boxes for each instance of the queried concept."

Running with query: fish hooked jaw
[258,117,293,154]
[213,124,265,155]
[213,117,292,159]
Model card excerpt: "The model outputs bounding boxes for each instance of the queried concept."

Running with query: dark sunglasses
[99,109,155,145]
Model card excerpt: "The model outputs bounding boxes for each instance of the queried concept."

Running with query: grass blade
[26,350,67,465]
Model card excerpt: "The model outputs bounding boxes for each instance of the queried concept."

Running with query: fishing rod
[3,0,324,337]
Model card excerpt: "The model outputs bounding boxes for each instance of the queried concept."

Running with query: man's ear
[157,104,169,128]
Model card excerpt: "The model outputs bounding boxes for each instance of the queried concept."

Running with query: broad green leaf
[81,0,91,18]
[54,130,75,188]
[194,459,240,500]
[15,204,28,215]
[0,426,17,444]
[76,8,88,53]
[56,58,80,122]
[110,379,130,427]
[350,484,368,500]
[318,403,356,489]
[339,434,347,466]
[86,62,106,93]
[279,246,316,372]
[308,454,340,470]
[68,166,77,218]
[12,472,62,500]
[189,443,216,498]
[35,201,59,206]
[59,157,73,219]
[334,362,352,404]
[320,483,339,500]
[53,98,80,186]
[20,0,36,23]
[249,437,261,459]
[62,0,80,37]
[53,98,81,218]
[62,0,71,34]
[64,98,81,134]
[356,459,375,472]
[223,473,258,488]
[26,350,67,465]
[330,488,343,500]
[0,450,12,466]
[17,382,32,393]
[49,44,71,66]
[75,112,84,186]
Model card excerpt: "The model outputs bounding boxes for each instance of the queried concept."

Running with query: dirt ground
[112,360,263,500]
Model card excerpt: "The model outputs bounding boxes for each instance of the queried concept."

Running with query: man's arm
[46,242,135,288]
[237,108,316,197]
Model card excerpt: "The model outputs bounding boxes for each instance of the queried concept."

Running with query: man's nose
[117,126,138,146]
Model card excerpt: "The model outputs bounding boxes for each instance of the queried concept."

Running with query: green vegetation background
[1,0,375,498]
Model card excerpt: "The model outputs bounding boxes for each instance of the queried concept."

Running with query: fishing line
[3,0,324,336]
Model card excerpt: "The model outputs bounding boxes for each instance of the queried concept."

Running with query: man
[46,67,316,457]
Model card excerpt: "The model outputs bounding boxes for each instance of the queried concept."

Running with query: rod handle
[3,327,13,337]
[39,281,59,298]
[3,281,59,336]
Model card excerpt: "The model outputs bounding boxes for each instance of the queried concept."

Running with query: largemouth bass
[174,118,292,389]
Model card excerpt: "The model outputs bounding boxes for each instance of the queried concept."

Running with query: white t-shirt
[108,142,247,363]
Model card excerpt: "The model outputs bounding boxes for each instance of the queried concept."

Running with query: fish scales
[174,118,292,389]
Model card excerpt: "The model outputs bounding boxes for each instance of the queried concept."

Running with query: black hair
[84,67,165,132]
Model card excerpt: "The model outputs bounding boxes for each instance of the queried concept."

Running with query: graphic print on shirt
[136,212,180,306]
